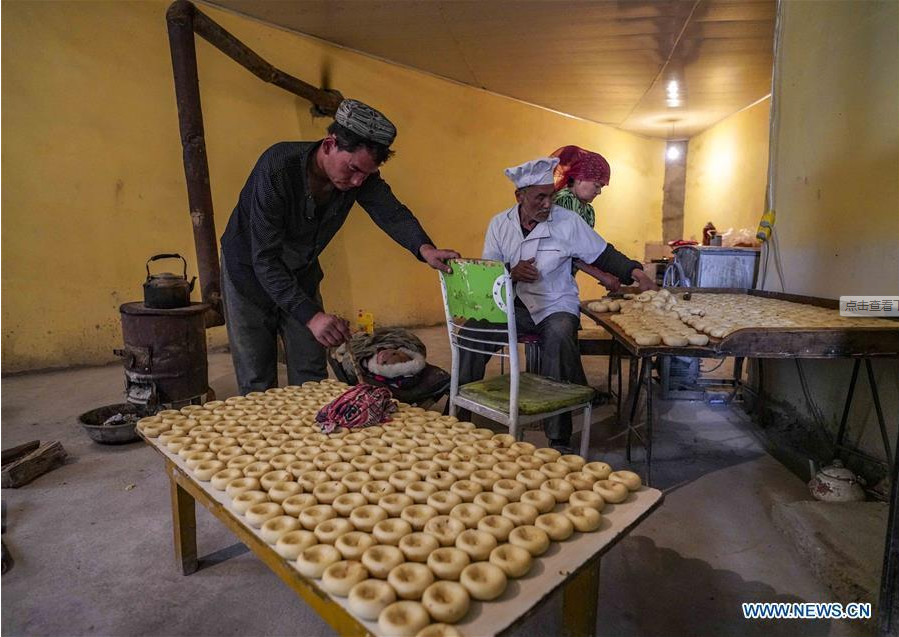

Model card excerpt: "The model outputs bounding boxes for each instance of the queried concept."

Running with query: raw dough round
[540,478,575,503]
[193,460,225,481]
[534,512,575,541]
[501,502,539,527]
[362,545,405,579]
[321,560,368,596]
[274,529,316,560]
[569,490,605,512]
[260,515,300,544]
[388,562,435,600]
[245,501,283,528]
[332,492,368,517]
[422,580,470,623]
[508,525,550,556]
[296,544,342,579]
[455,529,498,561]
[426,547,470,581]
[609,470,642,491]
[519,489,556,514]
[398,532,439,563]
[662,334,689,347]
[350,505,389,533]
[299,504,337,530]
[459,562,507,601]
[281,494,318,517]
[582,462,612,481]
[348,579,396,621]
[378,601,430,637]
[592,480,629,503]
[401,504,439,531]
[634,333,662,346]
[314,517,355,545]
[477,514,515,543]
[449,503,487,529]
[489,543,533,578]
[564,506,602,532]
[335,531,377,561]
[427,491,463,515]
[424,515,466,547]
[415,624,462,637]
[372,518,414,546]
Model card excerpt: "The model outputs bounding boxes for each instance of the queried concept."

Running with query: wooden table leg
[562,556,601,637]
[644,356,654,487]
[168,461,198,575]
[625,358,645,463]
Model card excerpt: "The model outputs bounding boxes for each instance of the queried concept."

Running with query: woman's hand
[631,268,659,291]
[574,260,620,292]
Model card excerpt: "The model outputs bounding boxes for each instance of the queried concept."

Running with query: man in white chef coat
[458,157,656,452]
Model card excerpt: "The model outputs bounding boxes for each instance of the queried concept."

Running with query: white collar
[505,204,554,229]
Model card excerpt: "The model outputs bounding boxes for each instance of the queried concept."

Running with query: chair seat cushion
[459,373,594,415]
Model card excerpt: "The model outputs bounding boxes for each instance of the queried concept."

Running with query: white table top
[150,437,663,637]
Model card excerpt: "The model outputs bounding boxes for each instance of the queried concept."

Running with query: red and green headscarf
[550,145,611,191]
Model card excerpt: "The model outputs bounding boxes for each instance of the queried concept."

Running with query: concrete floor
[0,326,877,636]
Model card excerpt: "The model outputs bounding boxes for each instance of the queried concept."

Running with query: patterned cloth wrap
[316,384,397,434]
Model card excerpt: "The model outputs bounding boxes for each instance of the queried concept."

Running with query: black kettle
[143,253,196,309]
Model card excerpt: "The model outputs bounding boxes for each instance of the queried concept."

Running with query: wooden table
[581,289,899,487]
[143,434,663,637]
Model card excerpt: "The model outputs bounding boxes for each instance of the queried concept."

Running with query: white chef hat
[504,157,560,189]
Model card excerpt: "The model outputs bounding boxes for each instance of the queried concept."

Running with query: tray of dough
[139,382,663,637]
[581,288,899,358]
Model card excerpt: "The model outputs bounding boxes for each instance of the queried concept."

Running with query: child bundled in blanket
[336,328,428,389]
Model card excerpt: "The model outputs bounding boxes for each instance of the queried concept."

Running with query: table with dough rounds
[580,288,899,487]
[140,406,663,637]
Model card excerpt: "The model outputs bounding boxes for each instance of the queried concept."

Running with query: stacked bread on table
[587,290,892,347]
[138,381,642,637]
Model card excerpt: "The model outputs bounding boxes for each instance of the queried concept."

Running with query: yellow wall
[2,1,665,372]
[683,97,770,242]
[765,1,898,299]
[762,0,898,461]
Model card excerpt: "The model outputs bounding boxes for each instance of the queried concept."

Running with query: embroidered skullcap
[504,157,560,189]
[334,99,397,146]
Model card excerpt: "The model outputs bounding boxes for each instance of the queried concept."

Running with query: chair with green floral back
[439,259,595,455]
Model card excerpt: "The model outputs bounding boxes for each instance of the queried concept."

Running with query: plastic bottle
[356,310,374,334]
[702,222,717,246]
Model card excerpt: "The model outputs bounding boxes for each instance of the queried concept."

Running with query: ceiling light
[665,80,680,108]
[666,145,681,161]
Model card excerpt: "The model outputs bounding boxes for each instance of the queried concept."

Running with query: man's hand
[631,268,659,291]
[420,244,460,273]
[510,258,539,283]
[306,312,352,348]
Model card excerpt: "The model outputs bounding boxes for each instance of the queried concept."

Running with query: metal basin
[78,403,144,444]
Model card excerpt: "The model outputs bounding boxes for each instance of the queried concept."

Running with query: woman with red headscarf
[550,145,611,228]
[550,145,625,291]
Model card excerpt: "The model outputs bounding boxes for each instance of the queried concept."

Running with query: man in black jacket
[221,99,457,394]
